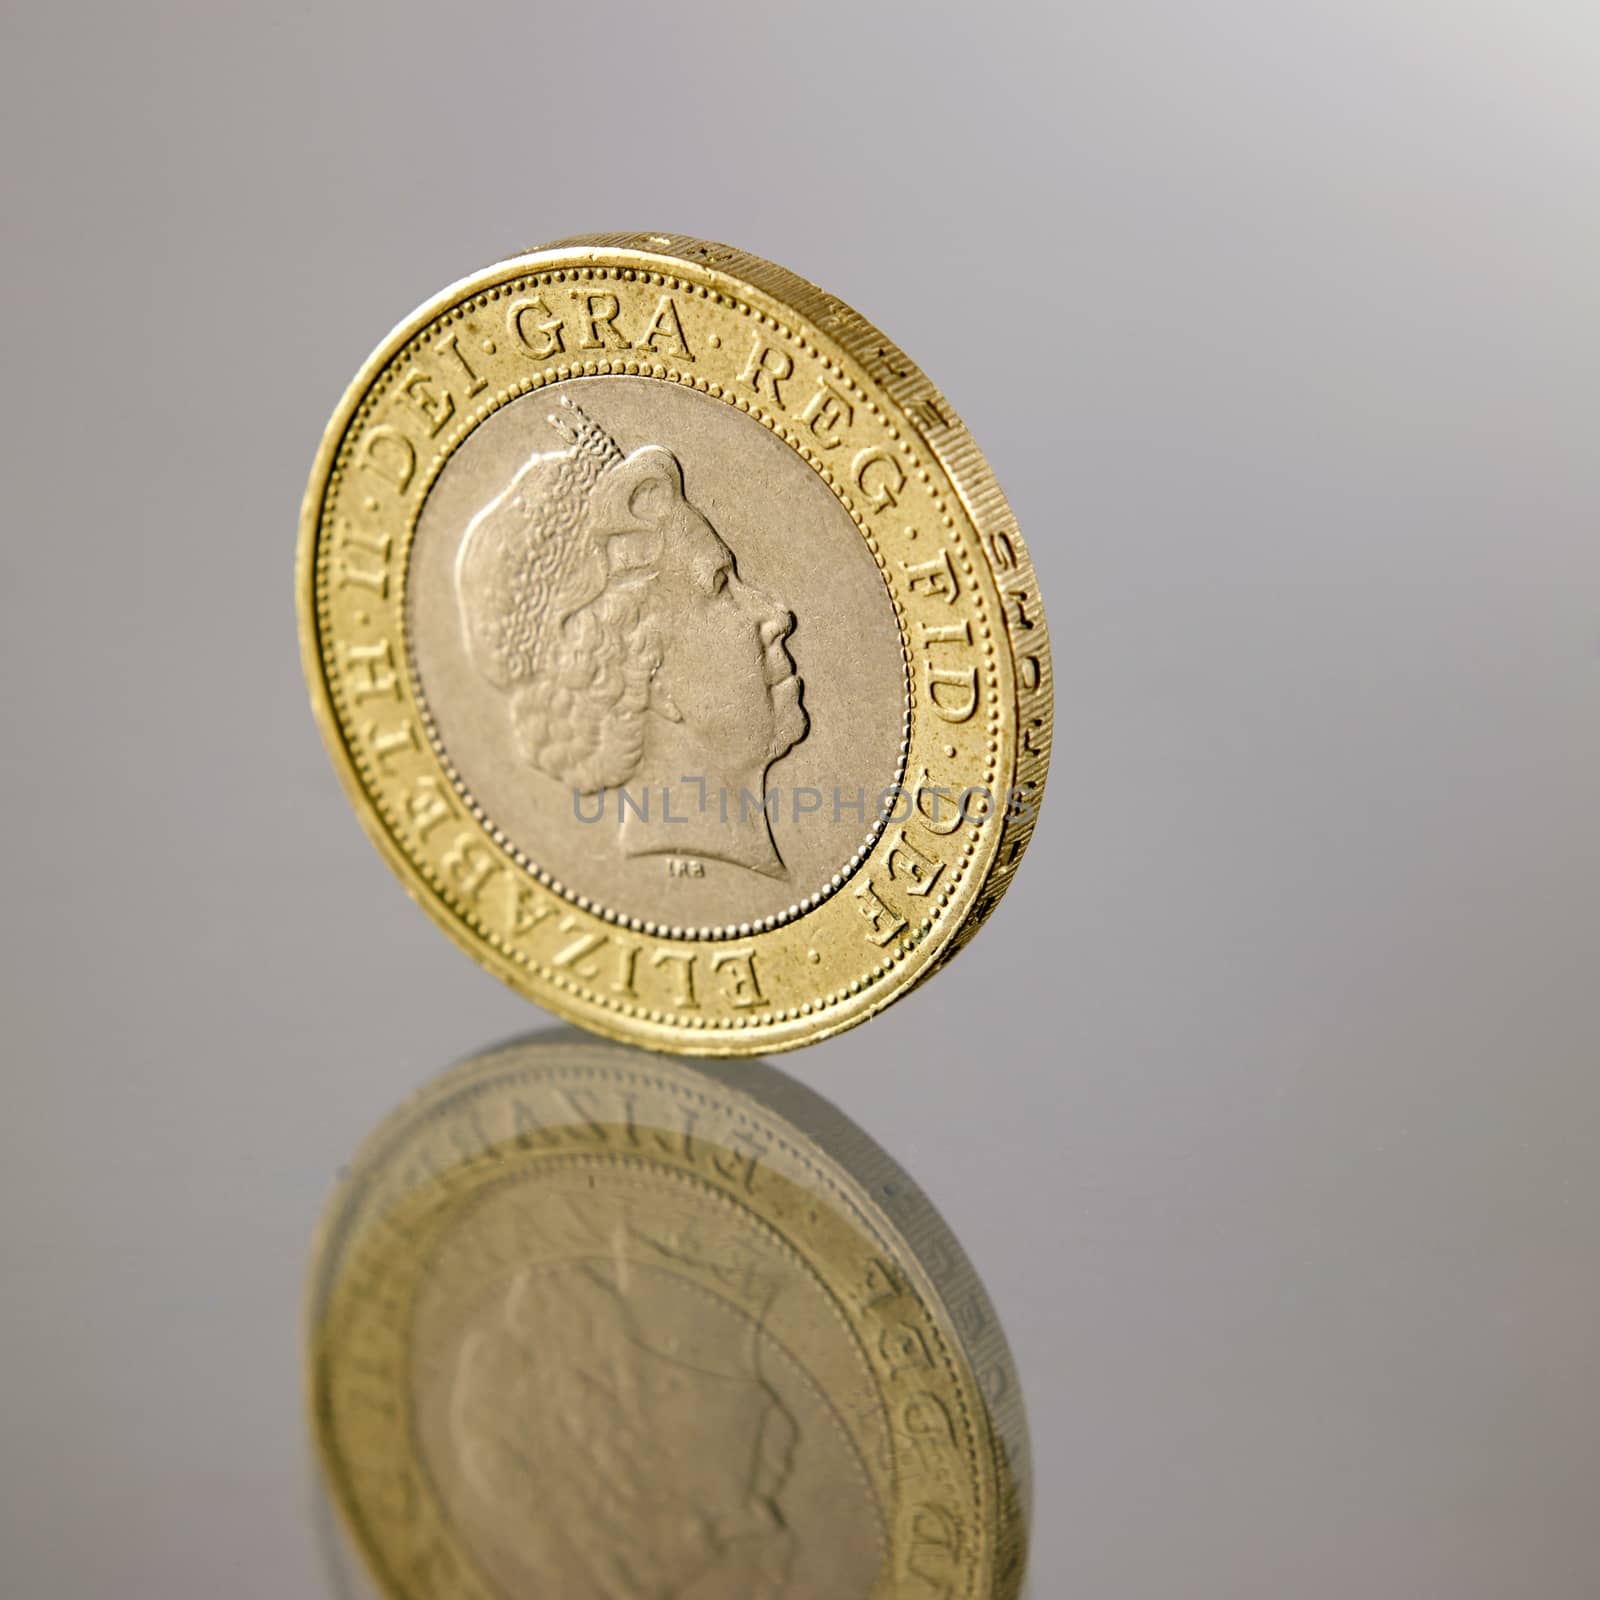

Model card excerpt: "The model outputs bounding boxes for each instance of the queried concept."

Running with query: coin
[298,235,1052,1052]
[307,1030,1032,1600]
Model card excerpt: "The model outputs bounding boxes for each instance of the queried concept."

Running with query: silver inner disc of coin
[408,376,908,934]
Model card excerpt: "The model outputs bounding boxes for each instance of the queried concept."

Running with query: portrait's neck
[617,762,788,878]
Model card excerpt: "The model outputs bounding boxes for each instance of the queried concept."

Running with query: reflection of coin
[416,1187,885,1598]
[307,1031,1031,1600]
[298,234,1052,1053]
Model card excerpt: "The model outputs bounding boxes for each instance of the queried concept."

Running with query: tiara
[546,395,625,490]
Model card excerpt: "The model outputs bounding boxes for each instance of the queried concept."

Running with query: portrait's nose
[759,608,795,649]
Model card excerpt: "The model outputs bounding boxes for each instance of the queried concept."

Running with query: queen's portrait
[455,397,808,877]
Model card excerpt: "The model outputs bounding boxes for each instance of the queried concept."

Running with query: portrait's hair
[455,398,682,794]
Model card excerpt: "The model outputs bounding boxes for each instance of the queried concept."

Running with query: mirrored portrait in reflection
[307,1030,1030,1600]
[445,1260,799,1598]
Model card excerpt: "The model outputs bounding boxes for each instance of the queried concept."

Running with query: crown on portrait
[546,394,626,485]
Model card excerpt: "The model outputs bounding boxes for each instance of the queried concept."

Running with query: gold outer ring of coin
[297,234,1053,1054]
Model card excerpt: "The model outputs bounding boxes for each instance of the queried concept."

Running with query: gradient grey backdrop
[3,4,1598,1596]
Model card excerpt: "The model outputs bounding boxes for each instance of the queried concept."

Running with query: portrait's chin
[766,673,808,760]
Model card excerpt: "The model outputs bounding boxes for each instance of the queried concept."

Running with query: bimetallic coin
[298,235,1052,1052]
[306,1031,1031,1600]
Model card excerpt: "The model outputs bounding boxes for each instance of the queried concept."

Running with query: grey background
[2,3,1597,1596]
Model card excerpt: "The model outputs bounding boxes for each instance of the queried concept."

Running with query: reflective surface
[309,1032,1029,1599]
[7,5,1600,1598]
